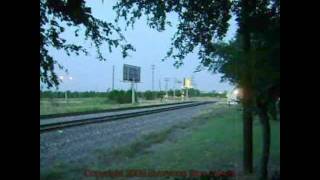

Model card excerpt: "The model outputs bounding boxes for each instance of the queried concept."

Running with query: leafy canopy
[40,0,135,88]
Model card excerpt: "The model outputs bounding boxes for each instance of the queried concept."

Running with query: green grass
[41,103,280,180]
[40,161,83,180]
[98,128,174,164]
[40,97,114,115]
[95,104,280,177]
[40,96,219,116]
[40,97,163,115]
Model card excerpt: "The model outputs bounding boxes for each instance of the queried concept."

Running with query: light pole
[60,75,73,103]
[173,78,177,99]
[151,65,155,100]
[112,65,115,90]
[164,78,169,101]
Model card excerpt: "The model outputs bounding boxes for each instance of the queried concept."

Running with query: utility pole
[173,78,176,99]
[164,78,169,97]
[186,88,189,100]
[159,79,162,91]
[191,74,196,89]
[131,81,135,104]
[151,65,155,91]
[131,76,136,104]
[112,65,115,90]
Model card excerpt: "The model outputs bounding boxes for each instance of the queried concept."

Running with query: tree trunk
[258,104,271,180]
[243,101,253,174]
[240,0,255,175]
[241,9,254,175]
[278,99,280,115]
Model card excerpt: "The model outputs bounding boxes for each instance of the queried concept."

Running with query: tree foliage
[40,91,108,98]
[40,0,135,88]
[112,0,280,108]
[113,0,231,67]
[107,90,137,104]
[206,1,279,178]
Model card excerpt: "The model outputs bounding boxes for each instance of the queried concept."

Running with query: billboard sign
[123,64,141,83]
[183,78,192,88]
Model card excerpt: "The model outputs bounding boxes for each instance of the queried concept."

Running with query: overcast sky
[47,0,238,92]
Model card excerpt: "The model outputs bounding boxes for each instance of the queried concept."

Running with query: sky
[48,0,238,92]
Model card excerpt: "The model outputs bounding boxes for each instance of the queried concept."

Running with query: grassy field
[41,103,279,180]
[40,96,219,115]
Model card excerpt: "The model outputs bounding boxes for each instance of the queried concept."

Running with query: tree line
[40,89,226,102]
[40,91,108,98]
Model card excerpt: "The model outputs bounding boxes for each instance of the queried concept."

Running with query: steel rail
[40,101,195,120]
[40,101,216,133]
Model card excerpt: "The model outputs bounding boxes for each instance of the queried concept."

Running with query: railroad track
[40,101,195,119]
[40,101,216,133]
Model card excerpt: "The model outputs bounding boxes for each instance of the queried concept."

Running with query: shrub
[108,90,137,104]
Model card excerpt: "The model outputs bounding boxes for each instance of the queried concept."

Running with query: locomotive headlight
[233,89,239,96]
